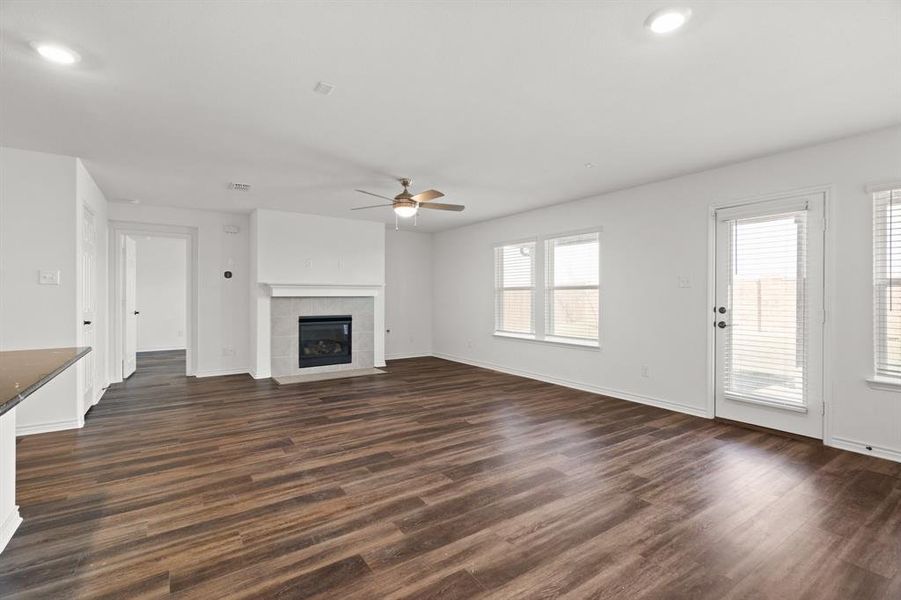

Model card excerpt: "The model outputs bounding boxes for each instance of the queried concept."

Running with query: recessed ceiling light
[584,162,594,169]
[31,42,81,65]
[645,7,692,35]
[129,199,141,204]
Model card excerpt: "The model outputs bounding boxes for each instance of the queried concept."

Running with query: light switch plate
[39,270,61,285]
[678,276,691,288]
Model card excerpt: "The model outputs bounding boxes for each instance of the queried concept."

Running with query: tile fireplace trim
[253,283,386,380]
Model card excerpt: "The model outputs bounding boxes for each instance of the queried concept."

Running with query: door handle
[717,321,727,329]
[717,306,727,314]
[134,311,140,315]
[83,320,92,325]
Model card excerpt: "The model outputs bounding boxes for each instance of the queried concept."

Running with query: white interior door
[123,235,138,379]
[714,193,825,438]
[82,207,96,409]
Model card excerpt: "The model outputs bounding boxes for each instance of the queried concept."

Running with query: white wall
[135,236,187,351]
[385,230,432,359]
[107,204,249,377]
[0,147,87,433]
[249,209,386,378]
[433,126,901,461]
[1,150,111,433]
[254,209,385,285]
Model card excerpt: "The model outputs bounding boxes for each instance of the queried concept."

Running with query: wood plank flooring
[2,350,900,599]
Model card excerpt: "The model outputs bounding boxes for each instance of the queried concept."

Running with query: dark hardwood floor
[2,350,900,599]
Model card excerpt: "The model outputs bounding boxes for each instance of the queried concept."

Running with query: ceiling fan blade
[351,203,394,211]
[419,202,464,212]
[355,189,395,201]
[410,189,444,203]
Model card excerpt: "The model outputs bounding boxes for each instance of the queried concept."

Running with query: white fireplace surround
[253,283,386,379]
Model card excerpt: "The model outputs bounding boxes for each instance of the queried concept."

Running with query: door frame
[705,184,836,443]
[108,221,199,381]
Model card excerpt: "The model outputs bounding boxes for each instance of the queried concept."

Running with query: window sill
[866,377,901,392]
[493,332,600,350]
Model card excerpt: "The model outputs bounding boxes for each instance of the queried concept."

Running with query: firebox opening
[298,315,352,368]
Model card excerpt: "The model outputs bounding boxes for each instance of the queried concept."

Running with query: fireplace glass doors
[298,315,352,368]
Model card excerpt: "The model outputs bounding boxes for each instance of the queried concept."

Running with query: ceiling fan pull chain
[395,212,399,231]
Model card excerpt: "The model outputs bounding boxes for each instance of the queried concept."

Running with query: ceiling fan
[352,178,464,221]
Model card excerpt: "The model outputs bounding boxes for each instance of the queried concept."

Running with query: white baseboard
[0,505,22,554]
[16,418,83,437]
[193,368,250,378]
[828,436,901,464]
[386,352,432,361]
[432,352,711,419]
[91,382,109,407]
[137,346,187,353]
[249,368,271,380]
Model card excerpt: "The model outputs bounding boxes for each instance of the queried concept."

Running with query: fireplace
[298,315,352,368]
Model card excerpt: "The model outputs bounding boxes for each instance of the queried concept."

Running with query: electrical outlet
[678,276,691,288]
[304,258,313,269]
[641,365,650,378]
[222,347,236,357]
[466,339,473,349]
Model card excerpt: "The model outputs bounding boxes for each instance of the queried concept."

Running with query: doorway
[123,235,188,377]
[110,223,197,382]
[712,192,826,438]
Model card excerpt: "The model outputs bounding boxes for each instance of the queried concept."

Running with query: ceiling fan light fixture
[394,203,418,218]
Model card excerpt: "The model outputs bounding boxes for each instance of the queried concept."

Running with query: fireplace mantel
[265,283,383,298]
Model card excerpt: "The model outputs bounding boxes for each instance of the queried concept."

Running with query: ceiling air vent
[228,182,251,192]
[313,81,335,96]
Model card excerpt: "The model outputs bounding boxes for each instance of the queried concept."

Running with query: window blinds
[874,189,901,380]
[545,232,599,341]
[724,211,808,405]
[495,242,535,335]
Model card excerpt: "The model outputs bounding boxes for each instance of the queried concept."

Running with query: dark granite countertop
[0,347,91,417]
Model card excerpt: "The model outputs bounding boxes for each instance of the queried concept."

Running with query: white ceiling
[1,1,899,232]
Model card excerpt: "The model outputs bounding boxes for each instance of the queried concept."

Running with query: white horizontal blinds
[725,210,808,405]
[874,189,901,379]
[495,241,535,335]
[545,232,599,340]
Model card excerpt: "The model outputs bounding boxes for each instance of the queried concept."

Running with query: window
[545,232,600,342]
[494,241,535,335]
[494,230,600,347]
[725,210,808,405]
[874,188,901,381]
